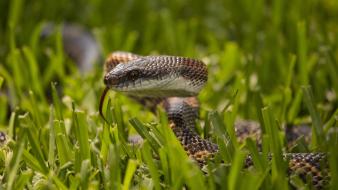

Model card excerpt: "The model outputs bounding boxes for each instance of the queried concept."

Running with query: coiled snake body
[101,51,329,188]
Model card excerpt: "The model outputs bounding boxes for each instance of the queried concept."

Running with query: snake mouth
[104,73,119,87]
[99,87,110,123]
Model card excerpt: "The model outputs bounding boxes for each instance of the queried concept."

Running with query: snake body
[101,51,329,188]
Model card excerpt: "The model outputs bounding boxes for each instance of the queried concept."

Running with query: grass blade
[228,151,245,190]
[73,108,91,163]
[302,86,325,149]
[261,107,287,189]
[122,159,138,190]
[108,144,121,190]
[54,120,73,165]
[48,105,55,169]
[6,137,25,190]
[129,118,161,151]
[21,115,48,174]
[51,82,64,121]
[142,141,161,190]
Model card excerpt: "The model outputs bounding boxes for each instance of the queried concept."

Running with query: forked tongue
[99,87,110,123]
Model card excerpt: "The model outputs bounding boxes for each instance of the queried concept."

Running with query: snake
[100,51,329,189]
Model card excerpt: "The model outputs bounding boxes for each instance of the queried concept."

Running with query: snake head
[103,62,144,87]
[104,56,207,97]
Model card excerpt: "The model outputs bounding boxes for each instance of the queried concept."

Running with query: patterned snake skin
[101,51,329,189]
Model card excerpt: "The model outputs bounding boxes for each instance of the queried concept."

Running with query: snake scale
[100,51,329,189]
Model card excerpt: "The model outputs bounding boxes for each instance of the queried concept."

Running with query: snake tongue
[99,87,110,123]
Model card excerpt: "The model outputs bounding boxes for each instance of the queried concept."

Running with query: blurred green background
[0,0,337,189]
[1,0,337,123]
[1,0,337,103]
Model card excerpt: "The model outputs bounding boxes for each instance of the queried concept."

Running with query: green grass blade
[245,138,264,171]
[208,111,234,162]
[122,159,138,190]
[51,82,64,121]
[13,170,32,190]
[73,108,91,163]
[80,159,91,190]
[7,0,23,31]
[6,138,25,190]
[142,141,161,190]
[52,175,68,190]
[54,120,73,165]
[129,118,161,151]
[302,86,325,149]
[113,99,129,142]
[158,147,170,185]
[23,47,45,103]
[297,21,308,85]
[28,90,43,128]
[287,89,303,122]
[228,151,245,190]
[21,115,48,174]
[324,108,338,132]
[261,107,287,189]
[108,144,121,190]
[100,124,111,164]
[0,77,3,88]
[22,149,47,174]
[48,106,56,169]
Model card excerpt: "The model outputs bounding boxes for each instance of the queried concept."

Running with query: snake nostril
[103,75,110,85]
[104,74,119,86]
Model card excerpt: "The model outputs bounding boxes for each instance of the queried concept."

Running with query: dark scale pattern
[163,97,218,163]
[141,56,208,85]
[103,51,329,188]
[105,51,140,73]
[246,153,329,189]
[287,153,329,189]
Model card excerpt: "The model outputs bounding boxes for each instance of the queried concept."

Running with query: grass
[0,0,338,189]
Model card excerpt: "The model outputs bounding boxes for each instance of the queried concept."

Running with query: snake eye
[128,70,140,80]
